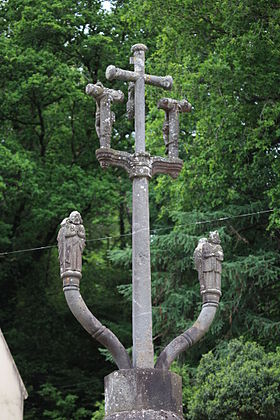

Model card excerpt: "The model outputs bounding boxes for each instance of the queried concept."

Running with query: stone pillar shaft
[131,45,154,368]
[132,177,154,368]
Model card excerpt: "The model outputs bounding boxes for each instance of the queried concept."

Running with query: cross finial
[131,43,148,53]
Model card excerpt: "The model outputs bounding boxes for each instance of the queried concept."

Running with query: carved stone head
[69,211,83,225]
[209,231,221,244]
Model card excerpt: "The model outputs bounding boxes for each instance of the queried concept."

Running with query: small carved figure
[158,98,191,158]
[57,211,86,275]
[194,231,223,303]
[126,82,135,120]
[202,231,223,292]
[162,112,169,155]
[193,237,208,293]
[86,82,124,148]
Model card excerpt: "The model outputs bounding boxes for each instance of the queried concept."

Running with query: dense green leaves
[187,339,280,419]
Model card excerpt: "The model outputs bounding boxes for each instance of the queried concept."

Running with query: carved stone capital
[130,152,152,178]
[86,82,124,103]
[131,43,148,53]
[96,148,183,179]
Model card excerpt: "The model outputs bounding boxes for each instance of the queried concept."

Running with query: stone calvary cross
[58,44,223,419]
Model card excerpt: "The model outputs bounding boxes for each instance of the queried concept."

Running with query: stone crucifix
[107,44,171,369]
[86,44,190,369]
[59,44,223,419]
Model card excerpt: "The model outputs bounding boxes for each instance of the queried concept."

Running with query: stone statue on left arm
[57,211,85,276]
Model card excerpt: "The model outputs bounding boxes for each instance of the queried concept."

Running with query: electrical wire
[0,208,273,257]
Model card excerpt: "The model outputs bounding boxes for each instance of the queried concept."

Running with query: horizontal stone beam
[158,97,192,112]
[86,83,124,102]
[95,148,183,179]
[106,65,173,90]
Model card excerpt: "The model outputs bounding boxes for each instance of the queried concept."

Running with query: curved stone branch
[57,212,132,370]
[95,148,134,174]
[155,231,223,370]
[62,274,132,369]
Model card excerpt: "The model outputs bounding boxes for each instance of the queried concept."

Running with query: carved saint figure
[126,82,135,120]
[194,231,223,302]
[86,81,124,148]
[193,237,208,293]
[57,211,86,275]
[158,98,191,158]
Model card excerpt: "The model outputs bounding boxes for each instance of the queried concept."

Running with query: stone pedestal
[104,369,183,419]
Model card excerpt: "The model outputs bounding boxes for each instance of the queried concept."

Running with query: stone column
[131,44,154,369]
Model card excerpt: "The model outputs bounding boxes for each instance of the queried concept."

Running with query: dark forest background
[0,0,280,418]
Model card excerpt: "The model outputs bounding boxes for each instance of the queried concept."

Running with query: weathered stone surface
[105,409,182,419]
[86,81,124,148]
[104,369,183,419]
[95,148,183,179]
[158,98,191,158]
[193,231,223,305]
[57,211,85,276]
[58,212,132,370]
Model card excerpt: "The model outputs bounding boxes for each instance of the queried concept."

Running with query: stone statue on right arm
[194,231,223,305]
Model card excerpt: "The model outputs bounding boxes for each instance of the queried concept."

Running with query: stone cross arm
[158,97,192,113]
[86,82,124,103]
[105,66,173,91]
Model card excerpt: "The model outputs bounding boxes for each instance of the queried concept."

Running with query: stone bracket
[96,148,183,179]
[151,156,183,179]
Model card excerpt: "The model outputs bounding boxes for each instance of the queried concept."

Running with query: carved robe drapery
[202,235,223,292]
[57,212,85,275]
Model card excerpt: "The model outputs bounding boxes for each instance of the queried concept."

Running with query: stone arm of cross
[106,65,173,91]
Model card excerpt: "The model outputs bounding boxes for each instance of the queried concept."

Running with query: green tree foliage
[38,383,91,419]
[186,339,280,419]
[91,401,105,420]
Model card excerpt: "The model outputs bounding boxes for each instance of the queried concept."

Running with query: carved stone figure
[193,237,208,293]
[126,82,135,120]
[57,211,85,275]
[194,231,223,304]
[86,82,124,148]
[158,98,191,158]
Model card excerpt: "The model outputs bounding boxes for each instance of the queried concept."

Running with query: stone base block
[104,369,183,419]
